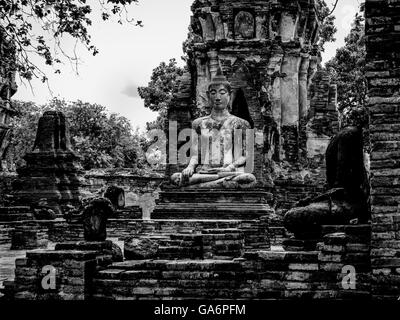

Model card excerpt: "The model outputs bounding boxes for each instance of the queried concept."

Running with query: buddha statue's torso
[192,114,251,172]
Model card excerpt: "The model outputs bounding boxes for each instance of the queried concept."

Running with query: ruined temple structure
[0,31,18,172]
[152,0,339,251]
[164,0,339,212]
[11,111,89,214]
[4,0,400,302]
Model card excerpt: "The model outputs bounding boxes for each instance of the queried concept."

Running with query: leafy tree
[325,13,369,152]
[325,13,366,112]
[317,0,338,50]
[0,0,142,83]
[138,58,185,130]
[4,98,149,171]
[3,101,42,170]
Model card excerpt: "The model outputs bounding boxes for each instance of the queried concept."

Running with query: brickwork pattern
[365,0,400,300]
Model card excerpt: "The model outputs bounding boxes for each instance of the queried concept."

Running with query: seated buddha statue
[170,73,256,189]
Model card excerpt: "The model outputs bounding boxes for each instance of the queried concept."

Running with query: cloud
[121,83,140,98]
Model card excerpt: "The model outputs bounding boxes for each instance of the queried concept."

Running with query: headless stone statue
[82,198,114,241]
[284,108,370,239]
[170,73,256,189]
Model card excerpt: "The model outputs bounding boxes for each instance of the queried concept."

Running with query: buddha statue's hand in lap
[170,74,256,189]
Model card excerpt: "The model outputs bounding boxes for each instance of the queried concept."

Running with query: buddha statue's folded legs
[170,171,256,189]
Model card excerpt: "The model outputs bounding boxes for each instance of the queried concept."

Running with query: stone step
[157,190,273,204]
[158,245,201,252]
[152,209,270,220]
[134,219,270,251]
[115,207,142,219]
[0,207,31,214]
[244,250,320,263]
[0,213,34,222]
[169,234,203,240]
[202,228,241,234]
[105,259,242,272]
[159,241,201,248]
[139,221,243,234]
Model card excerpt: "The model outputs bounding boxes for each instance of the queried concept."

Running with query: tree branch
[328,0,339,16]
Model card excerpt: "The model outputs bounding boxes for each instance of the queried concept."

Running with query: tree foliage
[4,98,149,171]
[0,0,142,83]
[137,58,185,130]
[138,58,184,113]
[325,13,366,112]
[317,0,338,50]
[325,13,369,152]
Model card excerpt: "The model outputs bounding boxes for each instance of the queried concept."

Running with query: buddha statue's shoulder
[226,115,251,129]
[192,116,212,129]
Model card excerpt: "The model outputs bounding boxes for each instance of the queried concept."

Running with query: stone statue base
[151,189,273,220]
[12,151,90,214]
[283,188,368,240]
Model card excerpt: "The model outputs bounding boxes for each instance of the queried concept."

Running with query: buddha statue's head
[207,73,232,112]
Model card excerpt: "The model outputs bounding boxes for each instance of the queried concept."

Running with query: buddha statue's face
[207,84,231,112]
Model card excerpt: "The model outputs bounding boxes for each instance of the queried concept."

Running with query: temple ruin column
[279,11,298,43]
[280,54,301,162]
[207,50,220,79]
[299,54,310,119]
[195,53,209,113]
[298,54,310,158]
[281,54,301,127]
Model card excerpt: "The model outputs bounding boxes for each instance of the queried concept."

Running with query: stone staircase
[132,219,270,252]
[93,259,246,300]
[152,190,273,220]
[92,225,372,300]
[115,206,142,219]
[128,227,246,260]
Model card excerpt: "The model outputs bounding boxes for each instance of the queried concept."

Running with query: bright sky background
[13,0,362,131]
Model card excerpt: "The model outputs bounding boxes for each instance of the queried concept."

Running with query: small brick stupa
[12,111,88,213]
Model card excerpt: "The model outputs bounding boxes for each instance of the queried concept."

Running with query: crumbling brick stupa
[11,111,89,214]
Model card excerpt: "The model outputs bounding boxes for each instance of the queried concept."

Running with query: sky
[13,0,362,131]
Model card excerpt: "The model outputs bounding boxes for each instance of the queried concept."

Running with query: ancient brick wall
[273,176,325,211]
[84,171,164,219]
[6,224,371,300]
[304,70,339,163]
[0,170,163,219]
[365,0,400,299]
